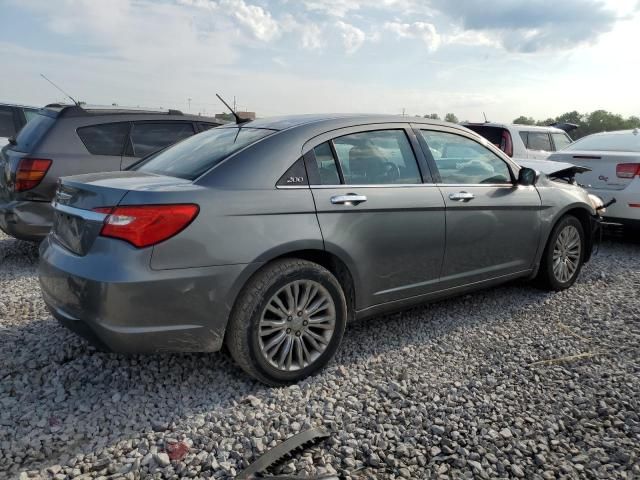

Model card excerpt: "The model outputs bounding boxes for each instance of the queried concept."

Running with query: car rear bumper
[0,199,53,240]
[39,236,257,353]
[589,182,640,223]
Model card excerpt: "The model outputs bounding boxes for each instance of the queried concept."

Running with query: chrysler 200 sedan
[39,115,602,385]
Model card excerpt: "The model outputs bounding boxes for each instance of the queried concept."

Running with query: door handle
[331,194,368,205]
[449,192,475,201]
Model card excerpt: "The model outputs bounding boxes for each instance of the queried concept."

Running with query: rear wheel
[536,215,585,291]
[226,259,347,386]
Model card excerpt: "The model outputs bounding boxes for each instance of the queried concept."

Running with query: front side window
[331,130,421,185]
[77,122,130,156]
[420,130,512,184]
[134,127,274,180]
[552,132,572,151]
[527,132,552,151]
[130,122,195,157]
[0,108,16,137]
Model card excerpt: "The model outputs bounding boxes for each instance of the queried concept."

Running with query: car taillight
[15,158,52,192]
[616,163,640,179]
[501,130,513,157]
[92,204,199,248]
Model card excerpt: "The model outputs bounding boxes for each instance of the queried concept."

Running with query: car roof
[462,122,566,133]
[0,102,39,109]
[40,103,224,123]
[221,113,462,132]
[585,129,639,137]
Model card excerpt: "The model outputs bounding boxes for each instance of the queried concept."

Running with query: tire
[225,259,347,386]
[536,215,585,291]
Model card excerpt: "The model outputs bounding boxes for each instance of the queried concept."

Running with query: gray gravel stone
[1,232,639,479]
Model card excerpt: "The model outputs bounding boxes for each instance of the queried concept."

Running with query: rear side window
[552,133,572,150]
[129,122,195,157]
[13,113,55,153]
[0,108,16,137]
[527,132,552,151]
[331,130,421,185]
[23,109,40,122]
[134,127,274,180]
[77,123,130,156]
[313,142,340,185]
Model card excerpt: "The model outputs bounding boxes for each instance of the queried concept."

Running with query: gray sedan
[39,115,601,385]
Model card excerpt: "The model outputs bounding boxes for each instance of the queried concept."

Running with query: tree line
[512,110,640,139]
[422,110,639,140]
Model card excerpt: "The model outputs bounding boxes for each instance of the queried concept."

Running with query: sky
[1,0,639,122]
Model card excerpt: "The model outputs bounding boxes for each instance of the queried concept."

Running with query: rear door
[305,124,446,310]
[417,127,541,288]
[121,121,196,168]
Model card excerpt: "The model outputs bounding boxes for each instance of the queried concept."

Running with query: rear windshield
[565,132,640,152]
[133,127,275,180]
[13,113,55,152]
[464,125,505,146]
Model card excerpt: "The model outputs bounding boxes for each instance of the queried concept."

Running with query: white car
[548,129,640,231]
[462,122,575,160]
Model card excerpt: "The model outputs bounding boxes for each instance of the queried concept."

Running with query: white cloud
[220,0,280,41]
[302,23,326,50]
[336,21,366,54]
[384,21,441,52]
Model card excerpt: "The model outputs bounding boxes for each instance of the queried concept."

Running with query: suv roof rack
[44,103,185,118]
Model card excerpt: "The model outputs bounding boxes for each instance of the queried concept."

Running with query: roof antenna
[40,74,80,106]
[216,93,251,124]
[483,112,488,123]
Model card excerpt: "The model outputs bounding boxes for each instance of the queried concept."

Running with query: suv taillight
[92,204,199,248]
[616,163,640,179]
[501,130,513,157]
[15,158,52,192]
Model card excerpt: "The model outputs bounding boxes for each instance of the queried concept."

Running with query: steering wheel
[380,162,401,182]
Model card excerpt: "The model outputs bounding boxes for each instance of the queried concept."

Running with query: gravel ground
[1,230,639,480]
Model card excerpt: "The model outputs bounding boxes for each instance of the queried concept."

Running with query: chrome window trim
[278,183,518,189]
[311,183,439,189]
[52,201,108,222]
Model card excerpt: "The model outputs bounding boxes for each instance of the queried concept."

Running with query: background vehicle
[548,129,640,231]
[0,102,39,146]
[462,122,574,160]
[39,115,600,385]
[0,104,223,240]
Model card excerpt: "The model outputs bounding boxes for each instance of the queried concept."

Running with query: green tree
[424,113,440,120]
[513,116,536,125]
[444,113,459,123]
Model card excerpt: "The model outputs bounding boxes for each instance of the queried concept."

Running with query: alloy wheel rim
[552,225,581,283]
[258,280,336,372]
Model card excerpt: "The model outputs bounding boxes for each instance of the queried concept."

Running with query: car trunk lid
[52,171,193,255]
[548,150,640,191]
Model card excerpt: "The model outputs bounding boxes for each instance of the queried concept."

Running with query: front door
[417,127,542,289]
[305,125,446,311]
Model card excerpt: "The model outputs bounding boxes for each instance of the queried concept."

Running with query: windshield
[134,127,275,180]
[566,132,640,152]
[13,113,55,152]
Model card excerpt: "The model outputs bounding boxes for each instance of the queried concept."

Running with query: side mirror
[518,167,537,186]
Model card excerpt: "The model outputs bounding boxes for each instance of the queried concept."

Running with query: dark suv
[0,104,223,240]
[0,103,40,146]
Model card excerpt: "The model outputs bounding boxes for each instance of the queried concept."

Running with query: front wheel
[225,259,347,386]
[536,215,585,291]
